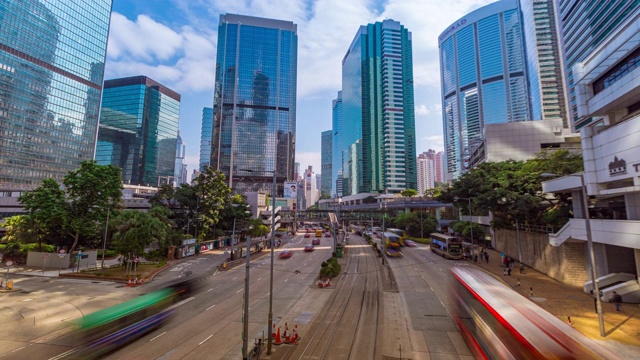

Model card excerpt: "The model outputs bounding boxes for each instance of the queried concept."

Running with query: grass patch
[80,263,165,280]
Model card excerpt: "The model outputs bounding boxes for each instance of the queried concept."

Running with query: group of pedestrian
[503,256,515,276]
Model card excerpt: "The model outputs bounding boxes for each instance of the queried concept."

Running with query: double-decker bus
[450,266,618,359]
[387,228,406,246]
[383,232,402,248]
[429,233,463,259]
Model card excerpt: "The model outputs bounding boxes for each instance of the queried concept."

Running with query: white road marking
[208,288,213,292]
[206,304,216,310]
[12,347,25,352]
[258,277,262,281]
[284,279,288,282]
[46,348,78,360]
[236,289,242,293]
[149,332,166,342]
[21,299,33,302]
[167,296,195,310]
[233,277,237,280]
[199,334,213,345]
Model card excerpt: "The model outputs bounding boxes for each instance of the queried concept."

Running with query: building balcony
[548,218,640,249]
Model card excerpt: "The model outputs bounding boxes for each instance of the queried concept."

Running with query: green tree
[63,161,123,253]
[18,178,67,249]
[393,212,438,238]
[218,194,252,239]
[194,167,231,239]
[246,218,269,238]
[111,210,169,255]
[0,216,33,244]
[451,221,485,243]
[401,189,418,197]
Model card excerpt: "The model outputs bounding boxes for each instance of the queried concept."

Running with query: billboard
[284,181,298,199]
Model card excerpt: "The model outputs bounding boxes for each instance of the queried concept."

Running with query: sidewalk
[472,248,640,356]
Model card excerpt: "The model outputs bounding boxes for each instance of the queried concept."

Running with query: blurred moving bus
[387,228,406,246]
[450,267,618,359]
[383,232,402,248]
[315,229,323,237]
[429,233,463,259]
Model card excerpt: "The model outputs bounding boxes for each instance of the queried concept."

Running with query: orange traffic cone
[274,326,282,345]
[127,278,131,287]
[291,325,299,344]
[133,277,138,287]
[272,323,277,339]
[325,278,331,287]
[284,325,291,344]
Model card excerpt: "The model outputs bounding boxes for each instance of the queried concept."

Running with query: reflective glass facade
[211,14,297,196]
[331,91,342,197]
[519,0,568,127]
[199,107,213,171]
[0,0,112,186]
[95,76,180,186]
[439,0,530,180]
[320,129,332,197]
[557,0,640,131]
[340,19,417,195]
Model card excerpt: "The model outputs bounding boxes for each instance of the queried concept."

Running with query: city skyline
[106,0,497,178]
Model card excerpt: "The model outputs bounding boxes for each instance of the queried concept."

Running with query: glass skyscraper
[95,76,180,186]
[439,0,530,180]
[556,0,640,131]
[339,19,417,196]
[199,107,213,171]
[0,0,112,186]
[211,14,297,196]
[320,129,332,197]
[331,91,342,197]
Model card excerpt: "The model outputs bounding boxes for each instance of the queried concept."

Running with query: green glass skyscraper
[211,14,298,196]
[339,19,417,195]
[0,0,112,186]
[95,76,180,186]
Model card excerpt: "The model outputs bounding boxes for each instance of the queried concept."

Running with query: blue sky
[106,0,494,176]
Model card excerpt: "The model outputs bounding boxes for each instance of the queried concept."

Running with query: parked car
[279,249,293,259]
[312,238,321,245]
[304,244,315,252]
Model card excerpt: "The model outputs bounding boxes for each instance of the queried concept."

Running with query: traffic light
[292,203,296,210]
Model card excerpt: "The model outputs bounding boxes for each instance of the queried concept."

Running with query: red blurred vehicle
[304,244,314,252]
[312,238,320,245]
[304,233,311,238]
[279,249,292,259]
[324,233,331,237]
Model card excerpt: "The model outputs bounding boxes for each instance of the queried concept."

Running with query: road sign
[134,258,139,263]
[5,261,13,267]
[59,249,66,254]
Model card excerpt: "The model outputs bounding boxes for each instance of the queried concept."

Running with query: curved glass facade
[95,76,180,187]
[438,0,531,179]
[211,14,297,196]
[0,0,112,186]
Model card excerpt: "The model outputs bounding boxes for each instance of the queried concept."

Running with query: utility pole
[242,236,251,359]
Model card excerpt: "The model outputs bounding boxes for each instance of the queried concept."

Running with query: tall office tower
[321,130,333,197]
[211,14,298,196]
[199,107,213,171]
[556,0,639,131]
[439,0,529,180]
[417,153,436,195]
[340,19,417,196]
[294,162,300,181]
[303,166,318,208]
[519,0,568,127]
[336,170,343,198]
[331,91,342,197]
[96,76,180,186]
[0,0,112,186]
[174,131,187,185]
[434,151,445,184]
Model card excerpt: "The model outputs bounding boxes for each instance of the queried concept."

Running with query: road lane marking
[207,304,216,310]
[233,277,237,280]
[12,347,25,352]
[258,277,262,281]
[199,334,213,345]
[47,348,78,360]
[167,296,195,310]
[149,332,166,342]
[284,279,288,282]
[21,299,33,302]
[236,289,242,293]
[208,288,213,292]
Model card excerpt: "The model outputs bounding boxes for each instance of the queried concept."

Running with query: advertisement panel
[284,181,298,199]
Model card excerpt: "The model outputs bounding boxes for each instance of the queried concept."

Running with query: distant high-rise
[96,76,180,186]
[339,19,417,195]
[175,131,187,185]
[211,14,298,196]
[0,0,113,186]
[439,0,529,180]
[331,91,342,197]
[556,0,639,131]
[435,151,444,184]
[321,130,332,197]
[417,153,436,195]
[200,107,213,171]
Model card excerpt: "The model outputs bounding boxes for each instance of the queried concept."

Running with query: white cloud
[422,135,444,152]
[107,13,183,61]
[296,151,321,175]
[415,103,442,116]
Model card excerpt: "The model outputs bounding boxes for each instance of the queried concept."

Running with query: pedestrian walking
[507,266,512,276]
[611,291,622,311]
[484,251,489,264]
[473,254,478,263]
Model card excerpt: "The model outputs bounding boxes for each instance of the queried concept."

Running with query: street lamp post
[542,172,605,337]
[240,168,277,354]
[455,197,473,244]
[101,208,110,269]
